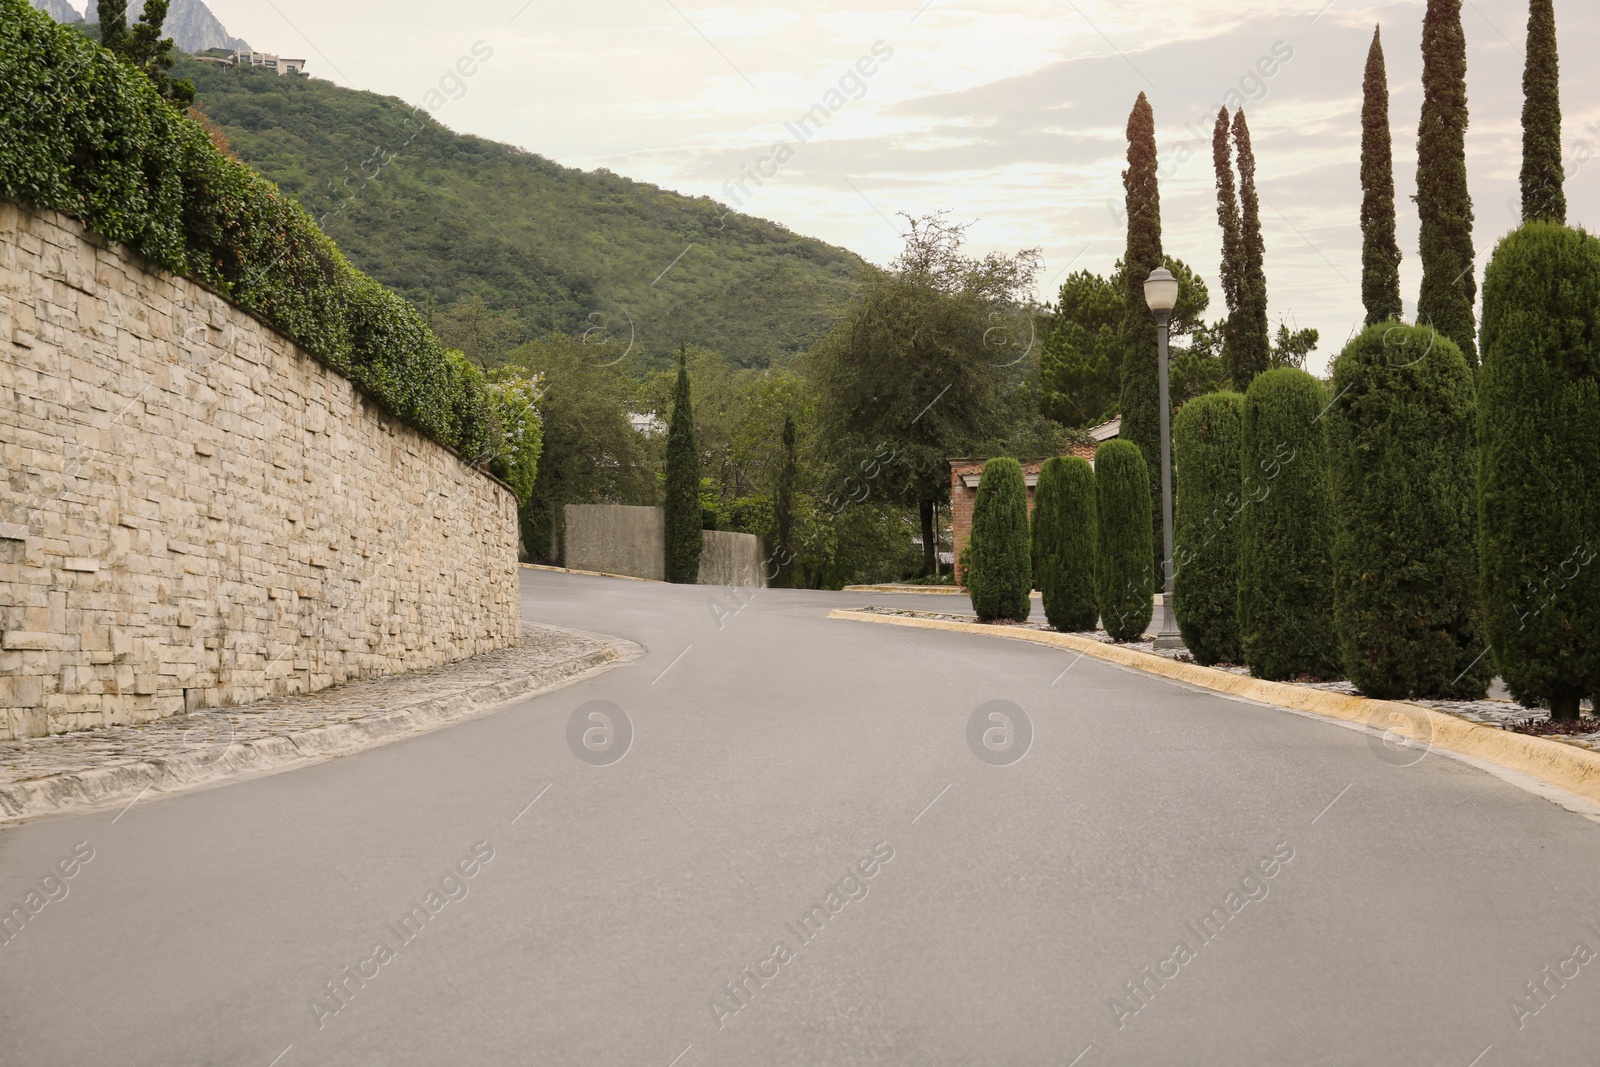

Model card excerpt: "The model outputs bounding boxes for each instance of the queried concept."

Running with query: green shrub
[1094,441,1154,641]
[1172,391,1244,665]
[1479,222,1600,719]
[0,0,539,499]
[1325,324,1488,698]
[664,352,702,584]
[968,458,1032,623]
[1238,368,1338,680]
[1033,456,1097,630]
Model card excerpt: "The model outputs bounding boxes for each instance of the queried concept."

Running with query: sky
[73,0,1600,375]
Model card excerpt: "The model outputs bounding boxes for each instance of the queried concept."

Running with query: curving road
[3,569,1600,1066]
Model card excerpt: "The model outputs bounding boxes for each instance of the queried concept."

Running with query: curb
[520,563,658,583]
[829,608,1600,809]
[0,626,643,825]
[843,584,967,595]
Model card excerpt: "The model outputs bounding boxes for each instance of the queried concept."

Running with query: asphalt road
[4,569,1600,1066]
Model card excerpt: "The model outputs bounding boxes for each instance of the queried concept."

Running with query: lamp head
[1143,267,1180,314]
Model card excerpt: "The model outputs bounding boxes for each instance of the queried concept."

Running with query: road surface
[3,569,1598,1065]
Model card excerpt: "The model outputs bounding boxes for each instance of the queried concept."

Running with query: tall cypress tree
[98,0,127,52]
[663,347,702,584]
[1520,0,1565,223]
[1361,26,1404,324]
[1416,0,1477,365]
[1118,92,1163,576]
[771,415,797,588]
[1231,110,1270,385]
[1212,107,1245,382]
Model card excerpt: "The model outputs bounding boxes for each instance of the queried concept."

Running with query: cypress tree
[1479,222,1600,720]
[968,458,1032,623]
[1034,456,1098,631]
[1232,111,1270,386]
[1213,108,1245,382]
[663,347,702,584]
[1361,27,1404,324]
[1416,0,1478,365]
[1327,324,1488,699]
[1520,0,1565,223]
[1238,369,1338,681]
[1094,441,1154,642]
[1118,93,1164,560]
[1172,391,1244,666]
[770,414,797,588]
[98,0,127,52]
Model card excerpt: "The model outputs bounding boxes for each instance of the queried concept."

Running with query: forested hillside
[181,59,866,368]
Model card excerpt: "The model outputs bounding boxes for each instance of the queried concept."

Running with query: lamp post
[1143,267,1185,651]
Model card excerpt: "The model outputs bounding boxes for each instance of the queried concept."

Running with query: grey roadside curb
[0,624,644,826]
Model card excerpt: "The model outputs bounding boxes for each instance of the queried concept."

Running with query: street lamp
[1144,267,1185,651]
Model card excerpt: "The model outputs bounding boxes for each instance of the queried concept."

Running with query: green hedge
[1238,369,1338,680]
[968,458,1031,623]
[0,0,539,498]
[1172,391,1244,665]
[1094,441,1154,641]
[1479,222,1600,719]
[1033,456,1097,631]
[1326,324,1488,699]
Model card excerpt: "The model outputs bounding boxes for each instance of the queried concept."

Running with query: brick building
[948,418,1120,572]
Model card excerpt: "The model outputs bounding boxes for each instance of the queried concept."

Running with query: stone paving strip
[0,622,642,824]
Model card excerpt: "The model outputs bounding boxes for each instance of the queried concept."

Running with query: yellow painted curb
[828,608,1600,808]
[843,584,967,595]
[519,563,658,583]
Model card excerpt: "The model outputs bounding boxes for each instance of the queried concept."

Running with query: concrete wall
[0,201,521,739]
[563,504,764,588]
[563,504,664,580]
[699,530,763,589]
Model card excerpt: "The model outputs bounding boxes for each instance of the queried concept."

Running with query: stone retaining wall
[0,200,520,739]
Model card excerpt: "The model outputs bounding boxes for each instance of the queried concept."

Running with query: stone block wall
[0,201,520,739]
[698,530,763,589]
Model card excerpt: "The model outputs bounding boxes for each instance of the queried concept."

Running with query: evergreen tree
[968,458,1032,623]
[1231,110,1270,386]
[1361,26,1404,324]
[1327,325,1488,699]
[1034,456,1098,631]
[1172,391,1244,665]
[98,0,193,105]
[664,347,702,584]
[770,414,797,588]
[1479,222,1600,720]
[97,0,126,52]
[1118,93,1164,517]
[1520,0,1565,223]
[1416,0,1477,365]
[1094,441,1155,642]
[1213,107,1245,380]
[1238,369,1339,680]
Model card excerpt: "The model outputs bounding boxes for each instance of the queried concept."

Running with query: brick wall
[950,444,1099,583]
[0,200,520,738]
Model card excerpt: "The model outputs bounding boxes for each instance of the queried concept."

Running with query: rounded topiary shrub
[968,458,1032,623]
[1172,392,1244,665]
[1327,323,1489,699]
[1094,441,1154,641]
[1238,368,1339,680]
[1479,222,1600,720]
[1033,456,1097,631]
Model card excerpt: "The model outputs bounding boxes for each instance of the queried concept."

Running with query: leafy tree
[1521,0,1565,224]
[500,335,652,561]
[1269,323,1319,371]
[1361,26,1404,324]
[1095,441,1154,642]
[663,346,702,583]
[1118,94,1165,504]
[1416,0,1477,365]
[1231,110,1270,387]
[1327,324,1489,699]
[1040,270,1122,428]
[1212,107,1245,380]
[807,213,1040,576]
[1034,456,1097,631]
[1173,392,1244,665]
[1479,222,1600,720]
[436,293,527,368]
[968,458,1032,622]
[1238,369,1338,680]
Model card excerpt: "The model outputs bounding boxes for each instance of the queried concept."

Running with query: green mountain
[180,59,866,368]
